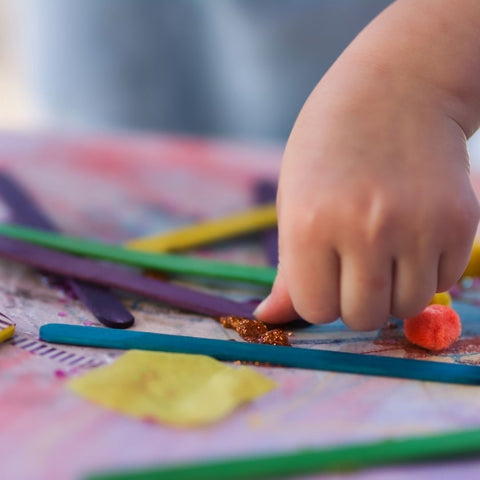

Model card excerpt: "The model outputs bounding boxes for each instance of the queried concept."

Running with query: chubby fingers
[253,267,297,324]
[255,204,342,325]
[255,202,477,330]
[390,247,438,319]
[437,227,479,292]
[255,237,443,332]
[255,245,340,325]
[339,248,394,330]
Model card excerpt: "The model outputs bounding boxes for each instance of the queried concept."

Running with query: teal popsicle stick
[0,223,276,285]
[39,323,480,385]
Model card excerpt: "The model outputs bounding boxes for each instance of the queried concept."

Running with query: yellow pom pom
[429,291,452,307]
[463,239,480,278]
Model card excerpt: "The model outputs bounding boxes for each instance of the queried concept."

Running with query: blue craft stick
[40,324,480,385]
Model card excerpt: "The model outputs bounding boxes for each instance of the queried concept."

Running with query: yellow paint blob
[68,350,276,427]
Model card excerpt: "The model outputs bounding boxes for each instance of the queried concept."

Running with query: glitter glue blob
[404,304,461,351]
[219,316,291,346]
[257,329,291,346]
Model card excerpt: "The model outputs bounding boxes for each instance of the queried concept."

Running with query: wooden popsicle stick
[0,223,277,285]
[253,181,278,266]
[0,236,255,319]
[0,325,15,344]
[84,427,480,480]
[126,203,277,253]
[0,313,15,344]
[39,323,480,385]
[0,173,134,328]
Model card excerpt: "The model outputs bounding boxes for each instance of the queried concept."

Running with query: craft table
[2,130,480,480]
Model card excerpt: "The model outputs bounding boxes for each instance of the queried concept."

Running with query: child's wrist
[334,0,480,138]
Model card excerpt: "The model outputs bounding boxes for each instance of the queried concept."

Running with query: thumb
[254,266,298,324]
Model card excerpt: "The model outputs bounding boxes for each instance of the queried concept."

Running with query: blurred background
[1,0,480,159]
[0,0,393,139]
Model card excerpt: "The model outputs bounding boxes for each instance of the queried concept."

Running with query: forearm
[328,0,480,137]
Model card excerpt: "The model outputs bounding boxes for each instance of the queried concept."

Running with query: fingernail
[253,294,271,318]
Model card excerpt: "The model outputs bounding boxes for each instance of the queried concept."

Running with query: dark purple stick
[0,236,255,319]
[254,180,278,267]
[0,173,134,328]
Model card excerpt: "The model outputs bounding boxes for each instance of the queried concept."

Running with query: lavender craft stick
[0,236,255,319]
[254,181,278,266]
[0,173,134,328]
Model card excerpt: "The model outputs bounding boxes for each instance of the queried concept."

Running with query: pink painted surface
[1,131,480,480]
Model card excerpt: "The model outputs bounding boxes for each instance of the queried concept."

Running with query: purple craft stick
[254,180,278,267]
[0,173,134,328]
[0,236,255,319]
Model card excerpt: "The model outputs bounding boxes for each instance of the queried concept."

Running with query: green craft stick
[0,223,276,285]
[39,324,480,385]
[84,427,480,480]
[86,429,480,480]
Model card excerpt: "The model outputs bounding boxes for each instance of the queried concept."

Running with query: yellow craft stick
[126,203,277,253]
[0,325,15,344]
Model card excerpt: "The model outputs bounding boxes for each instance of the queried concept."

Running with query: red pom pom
[404,304,461,351]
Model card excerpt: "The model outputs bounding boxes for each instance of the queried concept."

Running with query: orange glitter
[219,315,245,329]
[218,316,291,346]
[235,319,268,342]
[258,329,290,346]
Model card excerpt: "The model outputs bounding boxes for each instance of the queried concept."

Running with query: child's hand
[255,1,480,330]
[255,73,478,330]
